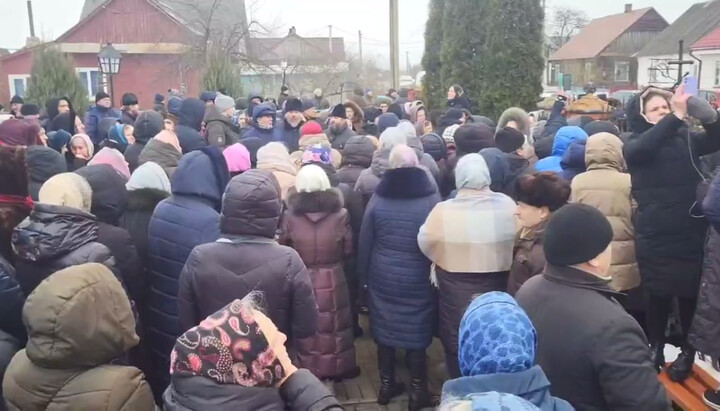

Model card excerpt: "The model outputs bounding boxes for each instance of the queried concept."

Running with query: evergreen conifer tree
[201,48,243,99]
[25,47,90,116]
[421,0,445,110]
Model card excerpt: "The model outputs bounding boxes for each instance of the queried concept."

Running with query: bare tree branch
[549,7,589,51]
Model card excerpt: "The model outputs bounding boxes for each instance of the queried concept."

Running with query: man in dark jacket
[121,93,140,125]
[516,204,668,411]
[9,95,23,118]
[175,98,208,153]
[85,91,121,145]
[241,103,278,145]
[177,170,318,340]
[125,110,164,172]
[204,93,239,148]
[534,96,568,159]
[337,135,376,188]
[146,146,229,399]
[326,104,357,150]
[274,97,305,152]
[494,126,532,200]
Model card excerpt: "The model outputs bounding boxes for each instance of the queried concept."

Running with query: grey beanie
[215,93,235,113]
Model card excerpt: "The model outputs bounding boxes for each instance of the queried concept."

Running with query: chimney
[624,3,632,13]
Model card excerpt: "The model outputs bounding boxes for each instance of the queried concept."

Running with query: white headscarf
[455,153,491,190]
[126,161,171,193]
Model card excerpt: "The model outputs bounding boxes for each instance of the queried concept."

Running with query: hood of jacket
[560,139,587,173]
[341,135,375,167]
[203,104,233,127]
[23,263,138,368]
[139,138,182,174]
[12,203,99,262]
[585,132,625,172]
[626,87,673,134]
[178,98,206,131]
[164,375,285,411]
[370,148,391,178]
[287,189,343,222]
[376,167,436,199]
[479,148,509,192]
[26,146,67,201]
[407,135,426,161]
[505,152,529,179]
[551,126,588,157]
[126,161,171,193]
[171,149,227,208]
[497,107,530,137]
[257,142,297,176]
[75,164,128,226]
[220,170,281,238]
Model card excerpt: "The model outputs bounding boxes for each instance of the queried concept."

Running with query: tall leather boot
[649,343,665,374]
[407,349,438,411]
[376,344,404,405]
[668,345,696,383]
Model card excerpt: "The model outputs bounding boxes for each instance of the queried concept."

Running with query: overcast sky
[0,0,710,69]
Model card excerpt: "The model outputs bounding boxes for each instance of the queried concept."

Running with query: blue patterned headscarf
[458,291,537,376]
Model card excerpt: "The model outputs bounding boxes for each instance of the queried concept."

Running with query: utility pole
[328,25,333,54]
[389,0,400,89]
[406,51,411,73]
[26,0,35,38]
[358,30,363,69]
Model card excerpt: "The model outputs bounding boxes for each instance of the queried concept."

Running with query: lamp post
[280,59,288,88]
[97,42,122,106]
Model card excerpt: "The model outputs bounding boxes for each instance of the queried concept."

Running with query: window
[585,62,593,80]
[548,63,558,85]
[649,59,676,84]
[615,61,630,82]
[76,68,103,100]
[8,75,30,97]
[715,60,720,87]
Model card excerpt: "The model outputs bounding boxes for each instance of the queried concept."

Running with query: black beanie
[122,92,138,106]
[583,120,620,137]
[495,127,526,153]
[10,95,23,105]
[330,104,346,119]
[454,124,495,156]
[133,110,164,144]
[544,204,613,266]
[284,98,302,113]
[95,91,111,103]
[20,103,40,116]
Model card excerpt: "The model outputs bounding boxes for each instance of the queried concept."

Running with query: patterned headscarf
[170,299,285,387]
[458,291,536,376]
[302,143,331,165]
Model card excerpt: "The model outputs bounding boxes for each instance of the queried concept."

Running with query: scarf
[0,195,34,211]
[170,299,285,387]
[89,147,131,180]
[154,130,182,153]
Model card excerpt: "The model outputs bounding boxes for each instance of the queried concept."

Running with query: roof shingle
[638,1,720,56]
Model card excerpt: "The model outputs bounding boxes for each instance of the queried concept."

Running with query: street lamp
[98,42,121,106]
[280,59,288,88]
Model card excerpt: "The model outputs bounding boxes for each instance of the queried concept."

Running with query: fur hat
[495,127,526,153]
[284,98,302,113]
[122,93,138,106]
[454,124,496,156]
[296,164,331,193]
[330,104,346,119]
[515,172,570,212]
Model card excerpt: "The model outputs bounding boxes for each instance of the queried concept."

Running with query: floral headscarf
[170,299,285,387]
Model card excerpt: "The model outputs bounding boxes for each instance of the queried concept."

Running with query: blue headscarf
[107,123,128,152]
[458,291,537,376]
[47,129,72,153]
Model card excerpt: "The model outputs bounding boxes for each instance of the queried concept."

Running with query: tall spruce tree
[421,0,445,110]
[201,48,243,99]
[479,0,544,119]
[439,0,489,113]
[25,47,89,116]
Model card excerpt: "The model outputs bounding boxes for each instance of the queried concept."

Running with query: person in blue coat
[357,144,440,411]
[535,126,587,174]
[145,146,230,400]
[441,292,573,411]
[559,139,587,181]
[274,97,304,152]
[241,103,278,146]
[175,98,208,153]
[84,91,121,145]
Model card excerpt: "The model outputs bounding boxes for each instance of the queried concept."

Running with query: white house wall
[637,54,697,88]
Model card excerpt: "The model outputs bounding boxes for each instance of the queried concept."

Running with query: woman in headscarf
[280,165,358,381]
[65,133,94,171]
[418,153,516,379]
[257,142,298,201]
[357,144,440,410]
[222,143,252,177]
[88,147,131,180]
[163,296,342,410]
[344,100,365,133]
[440,292,573,410]
[138,130,182,178]
[0,117,41,147]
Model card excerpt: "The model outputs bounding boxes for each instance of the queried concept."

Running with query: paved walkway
[330,316,448,410]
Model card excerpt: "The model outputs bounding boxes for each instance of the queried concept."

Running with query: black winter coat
[357,167,440,350]
[337,135,375,188]
[0,328,21,411]
[623,93,720,298]
[534,100,568,159]
[516,265,669,411]
[11,204,117,296]
[0,256,25,344]
[204,105,239,148]
[119,188,169,268]
[178,171,317,341]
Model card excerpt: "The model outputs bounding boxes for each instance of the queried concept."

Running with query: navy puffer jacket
[145,148,228,397]
[0,256,25,344]
[357,167,440,349]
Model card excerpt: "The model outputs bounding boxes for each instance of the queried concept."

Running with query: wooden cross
[668,40,695,85]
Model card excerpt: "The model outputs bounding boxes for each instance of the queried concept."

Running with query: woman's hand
[672,84,692,120]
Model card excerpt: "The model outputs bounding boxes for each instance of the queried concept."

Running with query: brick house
[548,5,668,92]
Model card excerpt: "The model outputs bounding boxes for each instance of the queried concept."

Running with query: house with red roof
[548,4,668,92]
[691,25,720,91]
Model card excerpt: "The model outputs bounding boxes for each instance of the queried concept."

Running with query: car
[699,90,720,109]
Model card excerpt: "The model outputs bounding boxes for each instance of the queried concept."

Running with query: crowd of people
[0,80,719,411]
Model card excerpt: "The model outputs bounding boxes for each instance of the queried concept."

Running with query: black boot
[376,345,404,405]
[704,389,720,410]
[649,344,665,374]
[668,346,696,382]
[407,349,438,411]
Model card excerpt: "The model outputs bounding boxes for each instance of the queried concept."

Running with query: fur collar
[288,189,343,214]
[376,167,436,199]
[126,188,169,211]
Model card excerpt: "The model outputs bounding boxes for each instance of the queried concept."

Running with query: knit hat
[495,126,526,153]
[454,124,495,156]
[330,104,346,119]
[122,93,138,106]
[214,93,235,113]
[223,143,251,174]
[300,121,323,136]
[20,104,40,116]
[154,93,165,104]
[199,91,217,102]
[442,124,460,144]
[583,120,620,137]
[459,291,536,376]
[296,164,331,193]
[544,203,613,266]
[420,133,447,161]
[133,110,164,144]
[284,98,302,113]
[95,91,111,103]
[301,99,317,112]
[376,113,400,134]
[10,95,23,105]
[167,96,182,116]
[302,144,331,165]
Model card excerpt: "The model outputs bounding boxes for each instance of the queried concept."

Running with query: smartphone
[683,76,699,96]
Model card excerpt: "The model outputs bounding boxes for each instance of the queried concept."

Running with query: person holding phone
[623,84,720,382]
